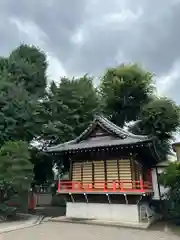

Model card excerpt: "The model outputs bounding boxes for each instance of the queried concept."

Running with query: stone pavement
[0,221,180,240]
[0,214,43,234]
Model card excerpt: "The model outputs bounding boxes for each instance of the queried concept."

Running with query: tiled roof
[46,115,153,153]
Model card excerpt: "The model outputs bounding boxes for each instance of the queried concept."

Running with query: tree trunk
[18,190,29,213]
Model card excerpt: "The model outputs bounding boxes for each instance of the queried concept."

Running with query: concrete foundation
[66,202,139,223]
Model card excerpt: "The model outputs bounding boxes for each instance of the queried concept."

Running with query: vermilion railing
[57,180,153,193]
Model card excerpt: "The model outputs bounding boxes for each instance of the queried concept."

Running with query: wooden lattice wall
[71,158,142,189]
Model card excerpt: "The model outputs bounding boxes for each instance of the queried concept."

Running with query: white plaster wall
[152,168,160,200]
[139,203,162,223]
[66,202,139,223]
[157,168,169,199]
[152,167,169,200]
[175,146,180,161]
[36,194,52,205]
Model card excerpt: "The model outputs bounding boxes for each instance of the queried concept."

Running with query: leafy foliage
[129,98,180,158]
[159,162,180,188]
[0,141,33,191]
[0,80,44,145]
[40,75,99,145]
[159,162,180,220]
[100,64,154,126]
[30,147,53,184]
[138,98,179,138]
[8,44,47,96]
[0,44,47,97]
[0,44,47,188]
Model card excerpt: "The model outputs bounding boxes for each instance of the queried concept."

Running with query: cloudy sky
[0,0,180,104]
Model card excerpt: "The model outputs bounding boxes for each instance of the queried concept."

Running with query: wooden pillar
[104,159,107,189]
[69,161,73,180]
[117,159,120,188]
[81,162,83,182]
[134,160,142,189]
[131,158,136,189]
[92,161,94,188]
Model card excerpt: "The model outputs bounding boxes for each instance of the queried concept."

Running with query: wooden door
[72,162,82,189]
[134,161,142,189]
[106,160,119,189]
[94,161,105,189]
[82,162,93,189]
[118,159,132,189]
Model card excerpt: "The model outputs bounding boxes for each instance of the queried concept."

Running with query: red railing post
[87,183,92,191]
[113,181,116,191]
[104,181,106,191]
[78,182,81,191]
[140,178,144,192]
[57,180,60,192]
[120,181,124,192]
[72,181,75,191]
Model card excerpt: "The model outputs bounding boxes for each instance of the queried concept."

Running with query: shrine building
[46,115,166,224]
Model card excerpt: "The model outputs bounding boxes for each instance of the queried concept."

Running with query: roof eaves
[99,115,150,140]
[45,139,76,152]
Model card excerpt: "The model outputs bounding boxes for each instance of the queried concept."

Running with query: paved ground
[0,221,179,240]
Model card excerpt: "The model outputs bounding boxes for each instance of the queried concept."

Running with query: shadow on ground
[148,220,180,236]
[33,206,66,218]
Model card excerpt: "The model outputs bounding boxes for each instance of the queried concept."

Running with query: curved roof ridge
[98,115,149,140]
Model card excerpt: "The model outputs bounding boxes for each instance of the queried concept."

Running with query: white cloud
[46,53,67,83]
[9,17,47,46]
[156,60,180,96]
[103,8,143,25]
[71,28,84,45]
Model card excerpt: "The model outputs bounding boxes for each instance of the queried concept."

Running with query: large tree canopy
[0,141,33,190]
[0,44,47,97]
[0,45,48,187]
[100,64,180,159]
[0,80,44,145]
[100,64,154,126]
[129,98,180,158]
[0,140,34,212]
[40,75,99,146]
[159,162,180,220]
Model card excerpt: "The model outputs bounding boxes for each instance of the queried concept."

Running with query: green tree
[0,141,33,189]
[130,98,180,158]
[1,44,47,97]
[100,64,154,126]
[100,64,180,159]
[30,147,53,184]
[159,162,180,221]
[0,45,48,186]
[40,75,99,145]
[34,76,99,181]
[0,80,44,145]
[0,141,33,212]
[160,162,180,188]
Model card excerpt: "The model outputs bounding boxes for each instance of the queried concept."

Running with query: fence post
[113,181,116,191]
[140,178,144,192]
[120,181,124,192]
[57,180,60,192]
[104,181,106,191]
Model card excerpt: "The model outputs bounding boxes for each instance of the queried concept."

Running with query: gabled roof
[46,115,153,153]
